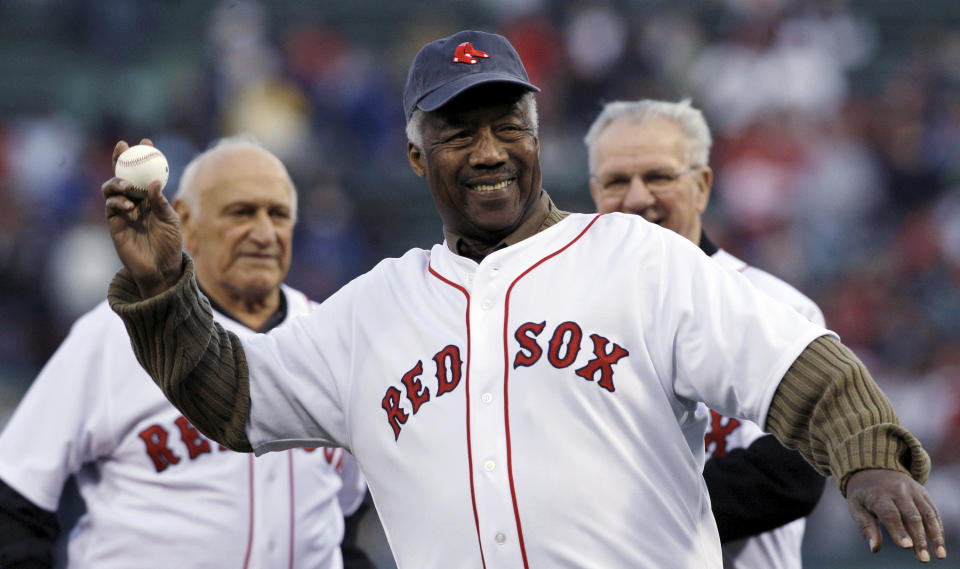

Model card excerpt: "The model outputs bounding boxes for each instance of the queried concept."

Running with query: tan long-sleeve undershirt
[108,255,930,494]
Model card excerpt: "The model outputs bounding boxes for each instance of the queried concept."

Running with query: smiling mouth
[639,211,663,225]
[467,178,515,192]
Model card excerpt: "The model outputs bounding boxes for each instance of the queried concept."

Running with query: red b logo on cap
[452,42,490,65]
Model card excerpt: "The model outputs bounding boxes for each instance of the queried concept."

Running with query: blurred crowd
[0,0,957,566]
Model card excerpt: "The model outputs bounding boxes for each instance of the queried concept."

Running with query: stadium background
[0,1,957,567]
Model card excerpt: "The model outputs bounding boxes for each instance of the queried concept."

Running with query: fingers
[110,139,153,168]
[112,140,129,169]
[102,177,147,219]
[848,470,949,563]
[892,494,929,561]
[919,493,948,559]
[848,498,883,553]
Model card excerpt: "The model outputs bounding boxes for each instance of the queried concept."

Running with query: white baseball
[115,144,169,192]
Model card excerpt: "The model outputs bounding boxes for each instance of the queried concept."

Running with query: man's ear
[694,165,713,214]
[407,142,426,178]
[173,199,196,253]
[588,175,602,209]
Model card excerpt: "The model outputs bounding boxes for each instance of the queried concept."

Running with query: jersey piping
[426,265,486,569]
[243,454,255,569]
[501,213,605,569]
[287,450,295,569]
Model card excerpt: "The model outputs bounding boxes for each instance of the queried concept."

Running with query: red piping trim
[288,450,296,569]
[427,264,485,569]
[243,454,255,569]
[501,214,605,568]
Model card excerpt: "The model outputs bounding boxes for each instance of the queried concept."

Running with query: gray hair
[175,134,298,222]
[583,99,712,172]
[406,91,540,150]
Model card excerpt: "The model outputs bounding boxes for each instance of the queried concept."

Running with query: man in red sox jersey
[0,137,371,569]
[585,99,827,569]
[101,31,945,569]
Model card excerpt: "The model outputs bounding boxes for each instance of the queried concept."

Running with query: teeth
[472,179,513,191]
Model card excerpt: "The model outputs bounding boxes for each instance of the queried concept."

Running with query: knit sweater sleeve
[765,335,930,495]
[107,254,253,452]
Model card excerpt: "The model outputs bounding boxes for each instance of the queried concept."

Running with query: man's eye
[644,174,673,187]
[447,131,471,141]
[603,179,629,191]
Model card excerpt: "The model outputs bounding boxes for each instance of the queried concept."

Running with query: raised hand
[846,469,947,563]
[102,139,184,298]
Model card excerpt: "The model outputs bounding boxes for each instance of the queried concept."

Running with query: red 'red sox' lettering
[382,345,465,441]
[139,417,318,473]
[704,410,741,457]
[384,322,629,440]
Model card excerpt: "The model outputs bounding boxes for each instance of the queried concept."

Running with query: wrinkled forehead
[591,117,688,172]
[192,146,294,204]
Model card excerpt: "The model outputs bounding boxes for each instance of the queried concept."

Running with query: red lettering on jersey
[547,321,582,368]
[434,345,463,397]
[513,321,545,368]
[401,360,430,413]
[218,444,229,451]
[381,386,409,440]
[704,410,741,457]
[138,425,181,472]
[175,417,212,459]
[575,334,630,392]
[323,447,337,463]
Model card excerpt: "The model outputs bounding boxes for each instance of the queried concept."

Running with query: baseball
[115,144,169,193]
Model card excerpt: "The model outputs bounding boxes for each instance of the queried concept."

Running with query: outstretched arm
[766,335,946,562]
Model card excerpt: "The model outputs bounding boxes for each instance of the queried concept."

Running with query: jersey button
[481,392,493,404]
[481,299,494,310]
[483,460,496,472]
[495,533,506,544]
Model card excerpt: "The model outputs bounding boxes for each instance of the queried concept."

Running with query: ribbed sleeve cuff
[767,336,932,497]
[833,424,931,495]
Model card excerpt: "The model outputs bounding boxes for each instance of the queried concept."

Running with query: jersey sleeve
[646,229,835,425]
[0,308,115,511]
[244,280,359,454]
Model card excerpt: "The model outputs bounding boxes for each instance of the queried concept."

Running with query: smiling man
[100,31,945,569]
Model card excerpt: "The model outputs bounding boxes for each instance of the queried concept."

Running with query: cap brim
[416,73,540,113]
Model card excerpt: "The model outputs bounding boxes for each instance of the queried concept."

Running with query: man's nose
[621,175,657,212]
[469,129,508,167]
[248,210,276,244]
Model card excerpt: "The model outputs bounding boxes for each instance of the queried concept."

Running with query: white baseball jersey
[238,212,833,569]
[704,247,826,569]
[0,285,355,569]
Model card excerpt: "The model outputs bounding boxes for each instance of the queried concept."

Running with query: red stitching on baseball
[118,152,162,167]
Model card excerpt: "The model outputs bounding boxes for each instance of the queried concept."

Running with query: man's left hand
[846,469,947,562]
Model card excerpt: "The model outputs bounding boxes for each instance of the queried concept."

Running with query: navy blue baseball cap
[403,30,540,120]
